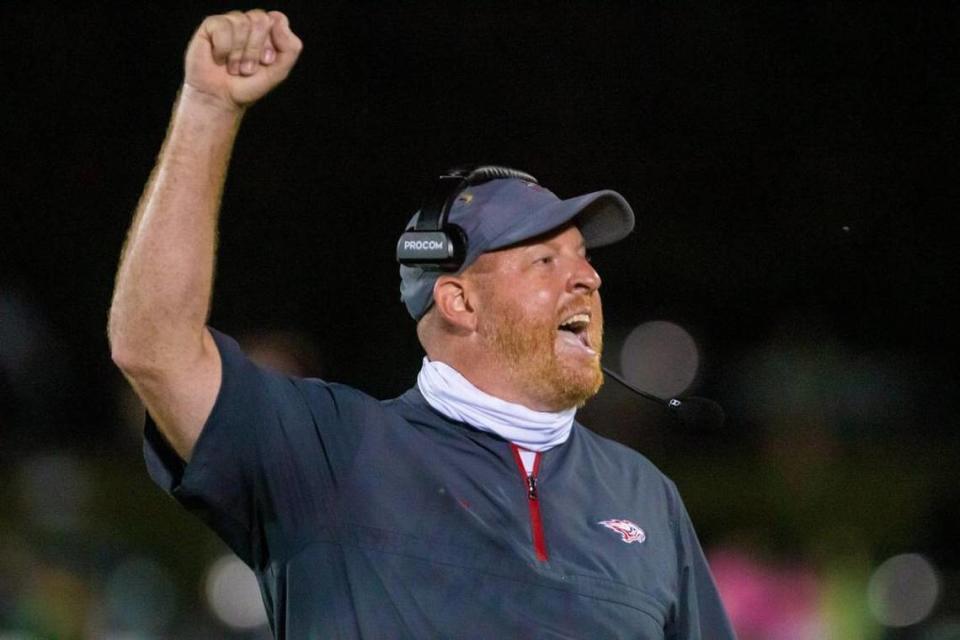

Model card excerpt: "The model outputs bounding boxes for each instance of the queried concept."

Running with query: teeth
[560,313,590,328]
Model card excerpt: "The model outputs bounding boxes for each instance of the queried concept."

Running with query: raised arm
[108,10,302,461]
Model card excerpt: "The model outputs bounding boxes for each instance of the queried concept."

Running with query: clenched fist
[183,9,303,110]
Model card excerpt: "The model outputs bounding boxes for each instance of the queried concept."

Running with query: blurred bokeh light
[102,556,178,635]
[17,454,90,533]
[619,320,700,399]
[868,553,940,628]
[205,555,269,631]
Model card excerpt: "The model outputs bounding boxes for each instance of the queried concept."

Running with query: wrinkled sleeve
[143,328,351,570]
[665,489,737,640]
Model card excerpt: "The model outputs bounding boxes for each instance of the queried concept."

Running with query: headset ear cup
[444,223,468,268]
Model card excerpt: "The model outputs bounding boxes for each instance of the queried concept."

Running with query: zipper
[509,444,548,562]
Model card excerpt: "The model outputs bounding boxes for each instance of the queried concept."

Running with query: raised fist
[183,10,303,109]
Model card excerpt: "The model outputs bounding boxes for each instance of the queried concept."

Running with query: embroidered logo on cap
[598,519,646,544]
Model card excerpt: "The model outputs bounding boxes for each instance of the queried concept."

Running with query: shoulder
[296,378,381,403]
[573,423,665,475]
[572,423,684,506]
[287,378,395,421]
[212,326,390,426]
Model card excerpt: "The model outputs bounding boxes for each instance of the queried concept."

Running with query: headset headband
[396,165,538,270]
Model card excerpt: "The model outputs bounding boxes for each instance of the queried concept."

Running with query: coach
[108,9,734,639]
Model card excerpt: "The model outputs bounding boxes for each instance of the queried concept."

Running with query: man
[108,9,735,639]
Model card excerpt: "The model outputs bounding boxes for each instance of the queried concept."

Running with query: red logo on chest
[598,519,647,544]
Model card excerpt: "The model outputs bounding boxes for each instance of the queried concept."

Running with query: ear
[432,275,478,333]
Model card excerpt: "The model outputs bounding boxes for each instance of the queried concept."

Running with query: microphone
[601,366,726,430]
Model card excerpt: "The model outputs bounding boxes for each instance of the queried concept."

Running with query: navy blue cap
[400,177,635,320]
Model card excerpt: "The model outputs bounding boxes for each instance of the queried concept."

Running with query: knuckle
[224,12,243,30]
[267,10,289,30]
[203,15,228,33]
[221,13,244,32]
[247,10,270,28]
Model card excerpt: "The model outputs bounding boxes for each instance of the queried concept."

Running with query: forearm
[109,86,244,372]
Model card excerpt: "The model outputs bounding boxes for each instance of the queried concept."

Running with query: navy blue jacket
[145,330,735,638]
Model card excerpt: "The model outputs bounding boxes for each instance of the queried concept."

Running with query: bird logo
[598,519,646,544]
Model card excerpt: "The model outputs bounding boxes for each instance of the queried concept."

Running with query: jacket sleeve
[665,489,737,640]
[143,328,354,570]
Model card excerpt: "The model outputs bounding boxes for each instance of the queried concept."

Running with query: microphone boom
[601,367,725,430]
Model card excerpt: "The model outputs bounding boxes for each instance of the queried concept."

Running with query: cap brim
[484,189,635,255]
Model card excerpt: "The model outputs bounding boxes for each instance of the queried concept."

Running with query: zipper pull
[527,475,538,500]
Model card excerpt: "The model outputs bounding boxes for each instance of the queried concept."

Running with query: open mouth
[557,312,595,355]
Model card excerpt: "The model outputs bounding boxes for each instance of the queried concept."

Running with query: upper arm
[141,327,360,568]
[123,327,222,461]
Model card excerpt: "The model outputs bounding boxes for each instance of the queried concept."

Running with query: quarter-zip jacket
[145,329,735,639]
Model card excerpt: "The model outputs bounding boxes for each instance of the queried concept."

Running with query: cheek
[531,292,562,327]
[531,290,554,307]
[502,285,555,318]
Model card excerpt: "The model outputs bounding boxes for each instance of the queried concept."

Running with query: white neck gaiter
[416,358,575,452]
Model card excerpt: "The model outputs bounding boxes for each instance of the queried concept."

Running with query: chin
[552,335,605,408]
[556,363,604,409]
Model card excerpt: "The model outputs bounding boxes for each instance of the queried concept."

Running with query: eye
[535,255,555,265]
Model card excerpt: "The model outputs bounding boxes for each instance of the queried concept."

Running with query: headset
[396,165,537,271]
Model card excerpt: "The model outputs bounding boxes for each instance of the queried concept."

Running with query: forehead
[467,224,585,275]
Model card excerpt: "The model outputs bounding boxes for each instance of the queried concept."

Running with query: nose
[569,255,602,294]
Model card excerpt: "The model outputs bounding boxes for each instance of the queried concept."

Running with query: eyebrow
[521,239,588,257]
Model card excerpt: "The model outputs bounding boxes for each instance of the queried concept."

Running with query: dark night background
[1,2,958,637]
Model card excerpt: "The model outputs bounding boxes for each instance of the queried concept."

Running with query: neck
[429,351,555,412]
[416,358,575,453]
